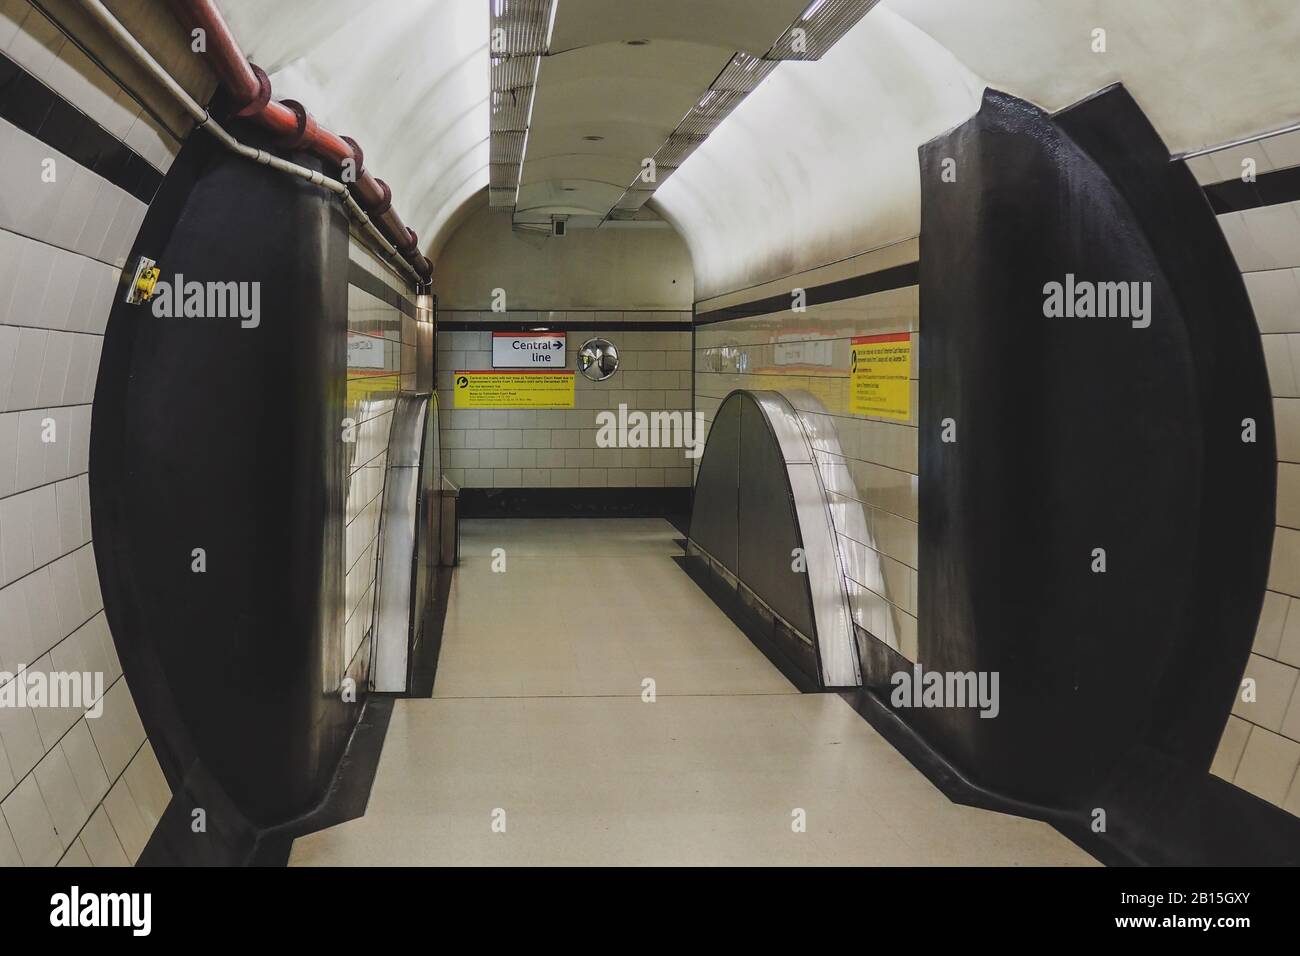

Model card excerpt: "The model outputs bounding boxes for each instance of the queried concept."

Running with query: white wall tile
[1262,334,1298,395]
[100,775,148,863]
[0,326,19,408]
[78,805,128,867]
[28,652,80,750]
[5,329,48,411]
[60,718,108,808]
[33,744,88,849]
[0,695,45,783]
[1253,590,1288,659]
[0,810,22,867]
[27,481,58,569]
[1244,268,1300,334]
[1234,726,1300,806]
[56,838,90,867]
[0,487,35,585]
[1,773,60,866]
[36,251,79,333]
[86,678,144,781]
[0,412,15,500]
[122,743,169,831]
[1260,130,1300,173]
[23,567,60,658]
[1240,202,1300,271]
[1231,653,1300,732]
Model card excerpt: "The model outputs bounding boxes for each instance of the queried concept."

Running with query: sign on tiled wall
[492,331,566,368]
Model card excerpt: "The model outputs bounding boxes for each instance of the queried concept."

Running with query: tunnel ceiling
[207,1,1300,286]
[655,0,1300,300]
[515,0,808,224]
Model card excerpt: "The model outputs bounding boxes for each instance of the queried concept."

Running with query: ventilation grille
[600,0,877,222]
[764,0,880,61]
[675,90,748,137]
[488,0,558,213]
[490,130,528,165]
[490,89,531,132]
[712,53,778,93]
[491,56,537,94]
[490,163,520,189]
[653,133,708,169]
[490,0,556,57]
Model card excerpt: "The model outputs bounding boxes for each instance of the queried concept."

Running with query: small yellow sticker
[453,370,576,409]
[849,333,912,421]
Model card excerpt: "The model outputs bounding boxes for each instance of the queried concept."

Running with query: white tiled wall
[0,0,181,174]
[435,311,693,489]
[0,6,181,865]
[695,250,920,661]
[1196,127,1300,818]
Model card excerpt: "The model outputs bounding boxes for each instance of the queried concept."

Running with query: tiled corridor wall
[694,240,920,660]
[1188,128,1300,818]
[0,3,199,865]
[342,242,422,698]
[436,312,692,490]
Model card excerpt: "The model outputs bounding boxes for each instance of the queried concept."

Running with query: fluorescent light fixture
[514,126,530,205]
[544,0,559,52]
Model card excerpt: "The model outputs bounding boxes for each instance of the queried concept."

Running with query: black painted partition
[905,86,1299,863]
[92,129,359,855]
[687,390,827,689]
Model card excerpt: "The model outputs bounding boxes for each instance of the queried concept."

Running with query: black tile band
[694,261,919,325]
[459,487,691,518]
[438,319,693,333]
[0,49,163,204]
[348,259,417,317]
[1203,162,1300,214]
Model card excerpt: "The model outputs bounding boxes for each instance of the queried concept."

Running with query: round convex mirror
[578,338,620,381]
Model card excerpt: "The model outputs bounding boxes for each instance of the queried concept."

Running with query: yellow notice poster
[452,370,576,409]
[849,333,912,421]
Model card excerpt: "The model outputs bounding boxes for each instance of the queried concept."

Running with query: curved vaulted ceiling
[655,0,1300,299]
[210,0,1300,295]
[215,0,489,261]
[515,0,810,223]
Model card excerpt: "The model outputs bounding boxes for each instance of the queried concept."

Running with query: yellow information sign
[452,370,576,409]
[849,333,912,421]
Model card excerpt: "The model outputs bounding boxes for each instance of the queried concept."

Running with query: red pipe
[168,0,432,281]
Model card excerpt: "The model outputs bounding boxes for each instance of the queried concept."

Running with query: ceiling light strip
[488,0,558,211]
[764,0,881,61]
[602,1,879,222]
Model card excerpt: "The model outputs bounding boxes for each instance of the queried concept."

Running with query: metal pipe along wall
[167,0,434,280]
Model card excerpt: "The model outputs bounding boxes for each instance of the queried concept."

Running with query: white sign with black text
[492,331,566,368]
[347,333,387,369]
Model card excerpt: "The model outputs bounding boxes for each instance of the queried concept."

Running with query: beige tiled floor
[290,518,1095,866]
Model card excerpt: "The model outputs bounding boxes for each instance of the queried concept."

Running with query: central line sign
[492,331,566,368]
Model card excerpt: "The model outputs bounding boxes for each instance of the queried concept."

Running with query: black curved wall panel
[737,401,817,641]
[688,391,821,686]
[689,395,742,576]
[92,135,356,828]
[915,86,1280,847]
